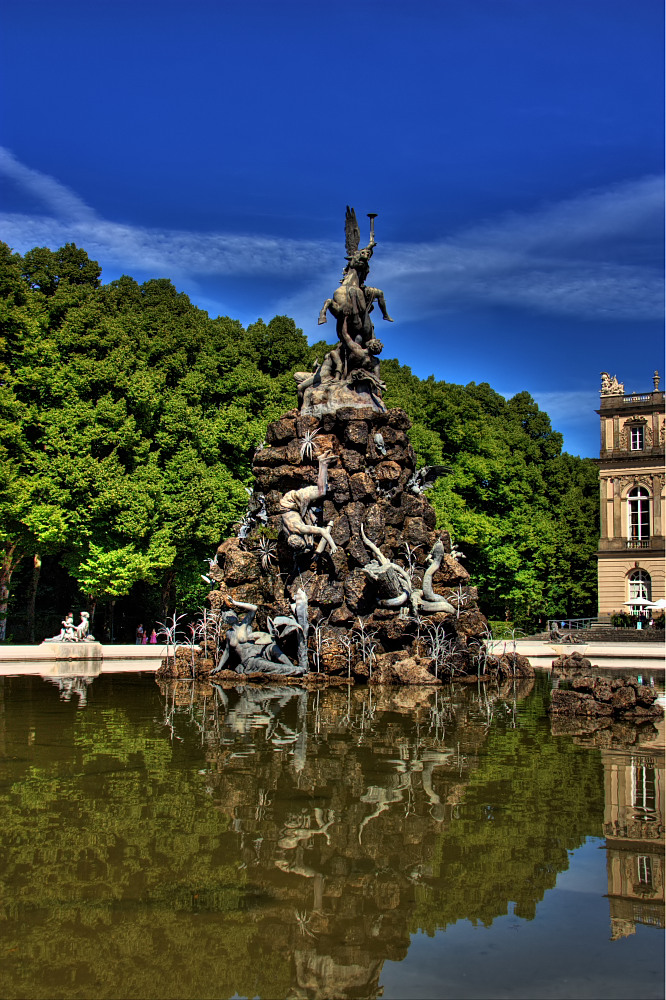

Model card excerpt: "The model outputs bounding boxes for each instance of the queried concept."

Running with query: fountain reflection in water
[0,671,662,1000]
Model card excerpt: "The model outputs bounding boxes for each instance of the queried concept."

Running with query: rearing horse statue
[318,207,393,345]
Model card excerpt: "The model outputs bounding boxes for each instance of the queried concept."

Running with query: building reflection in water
[601,720,665,939]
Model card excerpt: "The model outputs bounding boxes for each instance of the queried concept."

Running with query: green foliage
[609,611,656,629]
[246,314,310,378]
[0,242,300,637]
[486,620,520,640]
[382,360,599,627]
[22,242,102,296]
[610,613,628,627]
[257,525,279,540]
[1,240,599,638]
[76,541,173,600]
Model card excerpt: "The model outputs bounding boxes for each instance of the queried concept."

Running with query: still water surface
[0,670,663,999]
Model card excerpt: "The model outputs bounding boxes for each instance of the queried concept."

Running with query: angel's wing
[345,206,360,256]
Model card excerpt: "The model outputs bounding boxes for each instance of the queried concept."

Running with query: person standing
[149,628,157,644]
[136,624,144,645]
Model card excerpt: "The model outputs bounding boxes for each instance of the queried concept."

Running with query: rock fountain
[159,210,529,684]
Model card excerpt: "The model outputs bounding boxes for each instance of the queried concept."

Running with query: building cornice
[596,388,664,416]
[596,456,665,471]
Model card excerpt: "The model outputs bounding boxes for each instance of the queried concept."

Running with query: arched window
[628,569,652,603]
[627,487,650,546]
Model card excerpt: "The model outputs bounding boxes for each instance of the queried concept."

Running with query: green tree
[383,360,598,626]
[246,314,310,378]
[1,241,599,639]
[1,244,297,637]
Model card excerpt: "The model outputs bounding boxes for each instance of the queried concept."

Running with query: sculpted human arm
[225,595,257,627]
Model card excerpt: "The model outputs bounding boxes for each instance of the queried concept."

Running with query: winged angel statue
[295,208,394,410]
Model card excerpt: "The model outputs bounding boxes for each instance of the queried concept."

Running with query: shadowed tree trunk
[0,543,22,642]
[161,569,176,622]
[26,553,42,643]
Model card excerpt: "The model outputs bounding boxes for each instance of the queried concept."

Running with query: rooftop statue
[600,371,624,396]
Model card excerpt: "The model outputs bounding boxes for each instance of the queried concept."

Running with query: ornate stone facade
[596,371,665,615]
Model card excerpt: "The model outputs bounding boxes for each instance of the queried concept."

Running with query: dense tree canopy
[382,362,599,625]
[0,241,598,640]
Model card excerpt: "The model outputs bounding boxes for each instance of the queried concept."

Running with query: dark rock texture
[551,651,594,677]
[549,669,662,720]
[158,406,499,684]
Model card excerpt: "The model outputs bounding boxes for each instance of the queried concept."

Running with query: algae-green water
[0,671,663,999]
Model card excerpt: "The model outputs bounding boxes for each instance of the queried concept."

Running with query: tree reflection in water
[0,672,661,1000]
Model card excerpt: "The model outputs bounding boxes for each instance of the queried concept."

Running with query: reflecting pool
[0,671,663,999]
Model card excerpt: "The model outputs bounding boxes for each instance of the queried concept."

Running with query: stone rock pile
[549,653,662,720]
[162,405,502,683]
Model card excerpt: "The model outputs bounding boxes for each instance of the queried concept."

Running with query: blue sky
[1,0,663,457]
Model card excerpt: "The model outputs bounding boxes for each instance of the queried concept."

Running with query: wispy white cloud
[0,147,662,323]
[369,175,664,322]
[262,177,665,326]
[0,146,336,280]
[452,175,661,255]
[0,147,96,223]
[0,213,336,280]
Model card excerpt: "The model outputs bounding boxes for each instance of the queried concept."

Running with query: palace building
[596,370,665,617]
